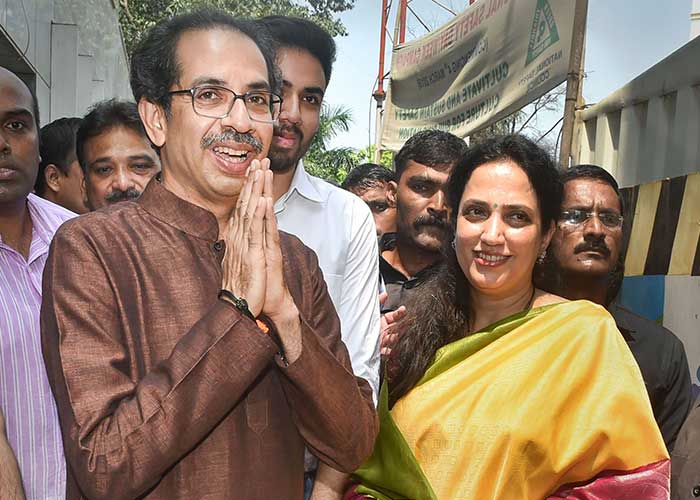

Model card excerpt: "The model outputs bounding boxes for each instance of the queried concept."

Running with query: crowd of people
[0,8,698,500]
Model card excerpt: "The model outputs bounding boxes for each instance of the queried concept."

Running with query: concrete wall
[573,36,700,389]
[692,0,700,40]
[574,36,700,188]
[0,0,130,125]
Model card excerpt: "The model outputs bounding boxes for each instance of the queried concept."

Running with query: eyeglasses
[559,209,623,229]
[169,85,282,123]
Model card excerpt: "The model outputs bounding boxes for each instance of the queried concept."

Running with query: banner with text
[381,0,575,150]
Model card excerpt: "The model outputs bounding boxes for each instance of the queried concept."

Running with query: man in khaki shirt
[40,10,377,499]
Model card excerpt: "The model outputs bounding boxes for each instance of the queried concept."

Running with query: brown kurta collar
[137,176,219,242]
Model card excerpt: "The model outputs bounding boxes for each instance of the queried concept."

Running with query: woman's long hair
[387,244,470,406]
[388,135,562,406]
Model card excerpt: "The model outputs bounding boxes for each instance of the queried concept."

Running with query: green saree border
[353,379,437,500]
[417,303,560,387]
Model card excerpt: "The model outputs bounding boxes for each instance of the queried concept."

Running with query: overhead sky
[324,0,693,151]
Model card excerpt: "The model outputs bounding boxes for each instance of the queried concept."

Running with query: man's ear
[540,221,556,255]
[386,180,398,207]
[81,176,90,209]
[138,98,167,148]
[44,164,63,194]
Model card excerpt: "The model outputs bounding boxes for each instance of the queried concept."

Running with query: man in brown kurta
[40,10,377,500]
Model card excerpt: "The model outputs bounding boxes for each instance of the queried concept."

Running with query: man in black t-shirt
[379,130,468,312]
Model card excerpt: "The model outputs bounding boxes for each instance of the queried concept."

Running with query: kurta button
[213,241,224,252]
[692,486,700,497]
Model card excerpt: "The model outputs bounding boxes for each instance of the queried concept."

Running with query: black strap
[218,289,255,320]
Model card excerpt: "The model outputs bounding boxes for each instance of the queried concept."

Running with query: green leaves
[303,105,395,185]
[118,0,355,56]
[304,104,355,184]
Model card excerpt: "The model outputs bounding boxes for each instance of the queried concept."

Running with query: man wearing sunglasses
[40,10,377,500]
[538,164,691,452]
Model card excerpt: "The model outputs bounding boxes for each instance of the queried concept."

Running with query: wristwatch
[218,290,286,364]
[218,289,255,320]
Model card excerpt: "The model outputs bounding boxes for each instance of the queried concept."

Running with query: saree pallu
[350,300,670,500]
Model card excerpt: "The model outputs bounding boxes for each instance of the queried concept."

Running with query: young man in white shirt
[259,16,381,500]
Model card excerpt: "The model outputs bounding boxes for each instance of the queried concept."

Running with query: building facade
[0,0,130,125]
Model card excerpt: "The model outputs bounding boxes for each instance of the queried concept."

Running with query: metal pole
[375,0,408,163]
[373,0,389,163]
[392,0,402,45]
[558,0,588,170]
[375,0,389,98]
[373,101,384,163]
[399,0,408,44]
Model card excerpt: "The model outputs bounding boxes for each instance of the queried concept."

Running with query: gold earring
[537,250,547,264]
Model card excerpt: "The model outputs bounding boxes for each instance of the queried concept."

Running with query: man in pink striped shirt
[0,67,72,499]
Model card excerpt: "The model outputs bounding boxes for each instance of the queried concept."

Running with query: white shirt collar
[282,160,324,204]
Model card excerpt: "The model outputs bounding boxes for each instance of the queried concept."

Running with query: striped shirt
[0,194,74,500]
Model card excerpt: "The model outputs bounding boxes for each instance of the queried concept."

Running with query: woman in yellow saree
[347,135,669,500]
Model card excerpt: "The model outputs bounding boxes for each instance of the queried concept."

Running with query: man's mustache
[274,123,303,142]
[106,187,141,204]
[414,214,448,230]
[201,129,263,154]
[574,240,611,257]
